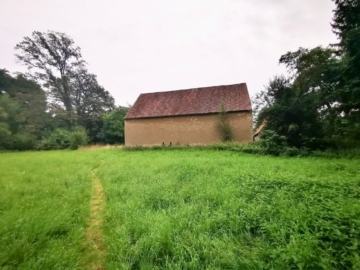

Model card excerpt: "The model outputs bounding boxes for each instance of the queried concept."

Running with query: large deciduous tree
[0,69,50,150]
[15,31,82,112]
[0,69,47,137]
[329,0,360,143]
[15,31,115,128]
[70,67,115,141]
[254,47,341,149]
[253,0,360,149]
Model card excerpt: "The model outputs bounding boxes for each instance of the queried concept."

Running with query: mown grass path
[83,176,106,270]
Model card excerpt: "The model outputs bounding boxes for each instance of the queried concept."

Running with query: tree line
[253,0,360,152]
[0,31,128,150]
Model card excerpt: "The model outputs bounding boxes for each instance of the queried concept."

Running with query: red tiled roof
[125,83,252,119]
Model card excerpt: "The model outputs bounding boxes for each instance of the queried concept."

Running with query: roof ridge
[140,83,247,96]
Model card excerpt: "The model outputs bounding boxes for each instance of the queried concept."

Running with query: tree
[331,1,360,109]
[0,69,51,150]
[15,31,83,112]
[15,31,115,131]
[332,0,360,48]
[0,95,14,148]
[98,106,129,144]
[71,67,115,141]
[279,47,341,120]
[331,0,360,143]
[252,1,360,150]
[254,47,340,149]
[0,69,47,137]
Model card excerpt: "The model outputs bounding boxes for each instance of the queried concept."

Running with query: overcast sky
[0,0,337,106]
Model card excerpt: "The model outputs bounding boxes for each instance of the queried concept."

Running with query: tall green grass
[124,141,360,158]
[98,149,360,269]
[0,151,100,269]
[1,149,359,269]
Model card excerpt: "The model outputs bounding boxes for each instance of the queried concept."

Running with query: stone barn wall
[125,111,252,146]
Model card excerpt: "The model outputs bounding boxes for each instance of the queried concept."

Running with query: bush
[280,147,300,157]
[35,128,88,150]
[69,128,88,150]
[0,133,37,151]
[11,134,37,151]
[217,102,232,142]
[35,138,52,151]
[48,129,72,149]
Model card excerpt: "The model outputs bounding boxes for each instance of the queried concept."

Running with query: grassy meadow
[0,148,359,269]
[0,151,98,269]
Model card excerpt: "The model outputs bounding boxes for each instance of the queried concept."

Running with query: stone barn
[124,83,253,146]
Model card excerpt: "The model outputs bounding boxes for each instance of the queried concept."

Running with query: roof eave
[124,109,252,120]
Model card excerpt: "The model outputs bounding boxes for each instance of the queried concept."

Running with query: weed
[216,102,232,142]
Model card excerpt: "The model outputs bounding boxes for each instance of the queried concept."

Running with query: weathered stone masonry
[125,112,252,146]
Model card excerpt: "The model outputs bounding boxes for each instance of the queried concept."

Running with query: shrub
[0,133,37,151]
[36,129,71,150]
[11,134,37,151]
[35,128,88,150]
[217,102,232,142]
[49,129,72,149]
[35,138,53,151]
[280,147,300,157]
[69,128,88,150]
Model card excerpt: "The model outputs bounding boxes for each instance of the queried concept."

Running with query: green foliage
[216,102,232,142]
[254,46,358,149]
[0,68,103,150]
[0,100,12,149]
[48,129,72,149]
[15,31,83,113]
[14,31,115,130]
[74,69,115,142]
[36,128,88,150]
[11,134,37,151]
[255,49,335,149]
[252,1,360,150]
[0,70,50,150]
[98,106,129,144]
[69,127,88,150]
[0,69,48,136]
[0,93,21,134]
